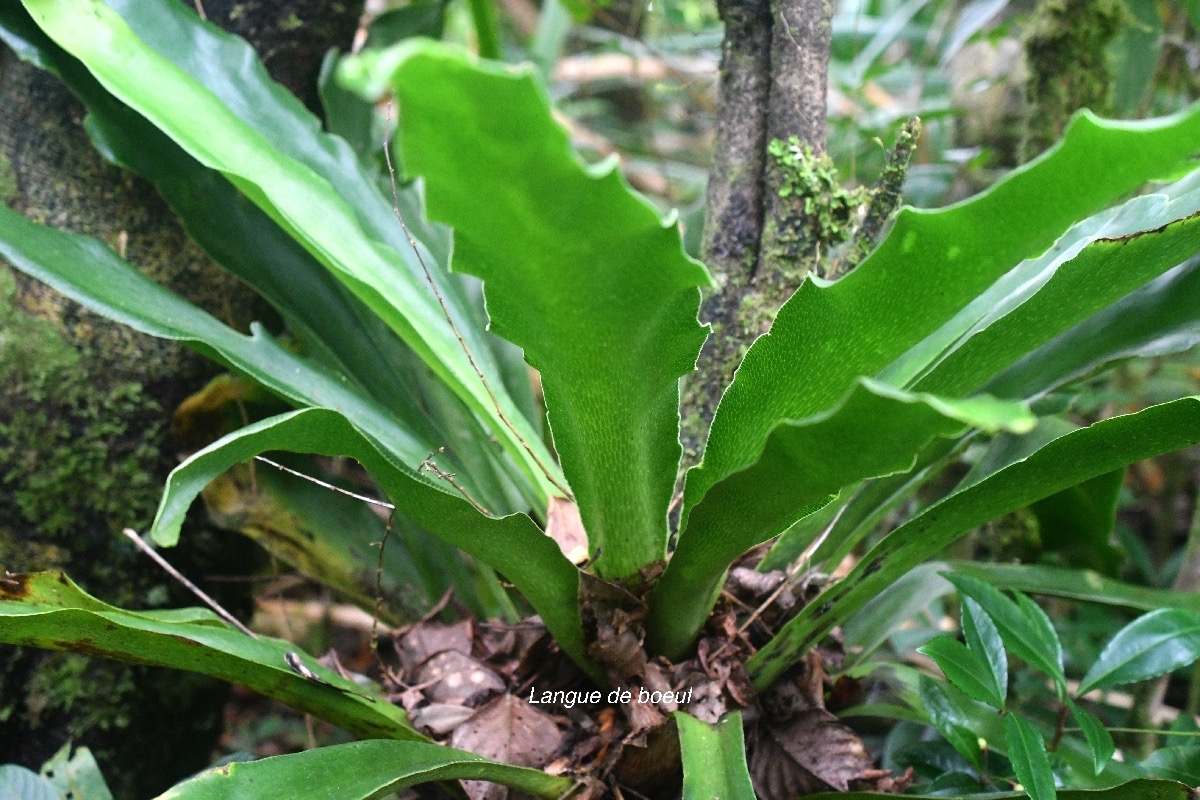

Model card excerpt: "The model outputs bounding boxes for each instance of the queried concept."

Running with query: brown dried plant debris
[377,561,906,799]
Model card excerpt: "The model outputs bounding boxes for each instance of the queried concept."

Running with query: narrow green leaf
[805,779,1196,800]
[686,103,1200,546]
[155,740,572,800]
[918,676,984,771]
[945,561,1200,614]
[1005,713,1056,800]
[942,575,1064,692]
[21,0,562,500]
[842,562,954,666]
[0,572,421,741]
[150,408,596,680]
[919,636,1005,709]
[1078,608,1200,694]
[342,41,712,579]
[1066,699,1114,776]
[899,173,1200,395]
[0,201,433,479]
[651,379,1032,658]
[962,597,1008,708]
[1140,746,1200,784]
[1027,471,1124,572]
[986,256,1200,401]
[747,398,1200,689]
[675,712,757,800]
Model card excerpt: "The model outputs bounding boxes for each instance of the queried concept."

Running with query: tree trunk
[0,2,360,796]
[681,0,833,464]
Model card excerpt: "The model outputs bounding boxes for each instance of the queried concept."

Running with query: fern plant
[3,0,1200,797]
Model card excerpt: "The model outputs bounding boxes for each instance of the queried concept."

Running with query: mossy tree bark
[681,0,834,464]
[0,2,360,797]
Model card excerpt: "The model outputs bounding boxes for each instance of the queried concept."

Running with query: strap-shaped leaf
[684,103,1200,537]
[342,41,712,579]
[676,712,757,800]
[0,205,436,472]
[0,4,529,513]
[1078,608,1200,694]
[0,572,421,741]
[906,173,1200,395]
[648,379,1033,657]
[155,739,572,800]
[21,0,562,501]
[748,397,1200,688]
[150,408,597,681]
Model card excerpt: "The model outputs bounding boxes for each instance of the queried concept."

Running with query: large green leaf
[648,379,1032,657]
[1,0,536,516]
[747,397,1200,688]
[150,408,598,680]
[0,572,421,741]
[985,255,1200,400]
[676,712,756,800]
[1078,609,1200,695]
[903,172,1200,395]
[0,205,434,477]
[20,0,563,502]
[342,41,712,579]
[684,103,1200,538]
[155,740,572,800]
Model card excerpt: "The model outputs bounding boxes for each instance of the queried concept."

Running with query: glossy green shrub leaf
[685,103,1200,550]
[150,408,595,678]
[1066,699,1114,776]
[343,41,711,579]
[963,596,1008,706]
[748,397,1200,689]
[676,712,756,800]
[21,0,562,501]
[1005,713,1056,800]
[919,636,1005,709]
[650,380,1032,657]
[943,575,1064,693]
[1140,746,1200,784]
[1078,609,1200,694]
[918,676,984,770]
[156,740,572,800]
[0,572,421,741]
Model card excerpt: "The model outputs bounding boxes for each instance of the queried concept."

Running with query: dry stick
[419,448,492,516]
[380,113,572,499]
[192,0,206,20]
[122,528,257,639]
[370,509,396,666]
[255,456,396,509]
[708,505,848,662]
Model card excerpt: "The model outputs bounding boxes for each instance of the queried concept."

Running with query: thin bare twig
[381,109,572,498]
[192,0,207,20]
[122,528,257,638]
[255,456,395,509]
[371,509,396,661]
[419,448,493,516]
